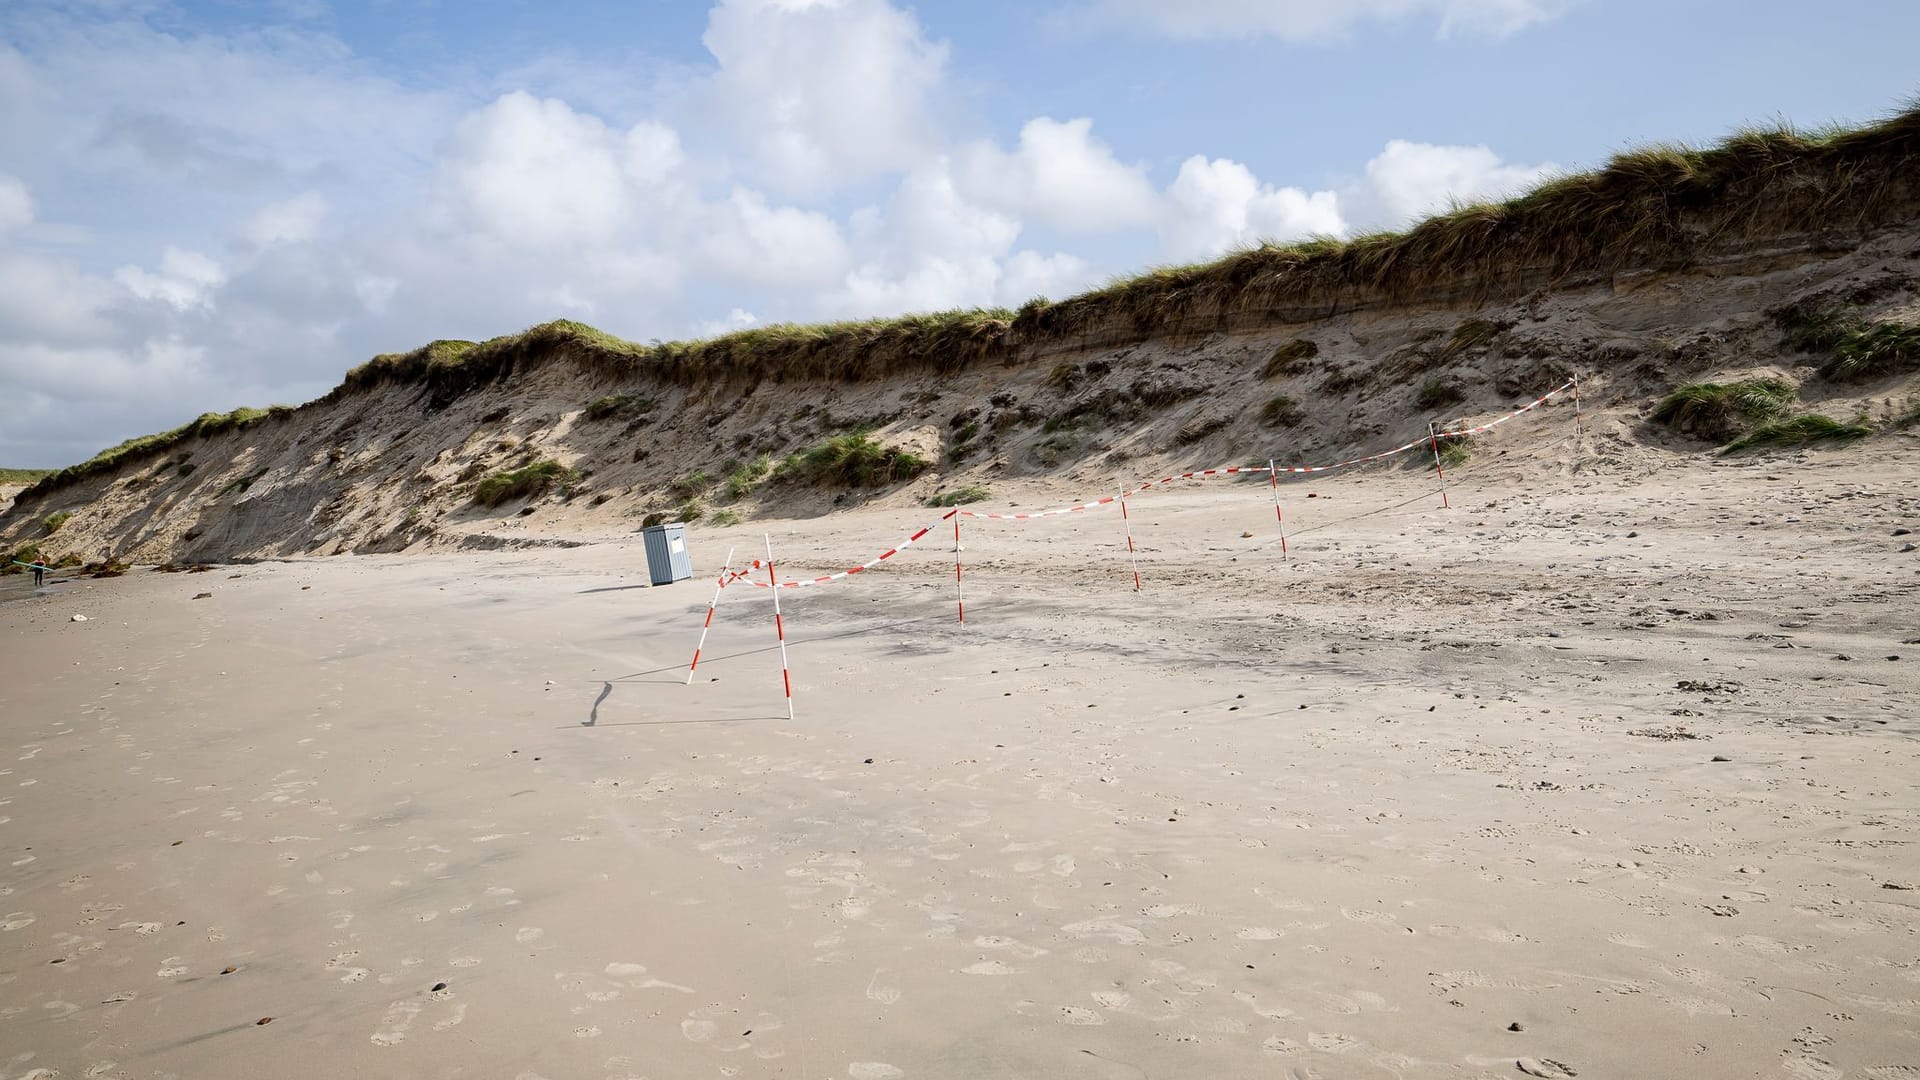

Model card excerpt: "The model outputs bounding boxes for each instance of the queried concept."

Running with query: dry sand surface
[2,446,1918,1080]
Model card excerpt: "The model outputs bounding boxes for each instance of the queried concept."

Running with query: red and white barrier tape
[730,509,961,590]
[1433,379,1574,439]
[713,378,1576,593]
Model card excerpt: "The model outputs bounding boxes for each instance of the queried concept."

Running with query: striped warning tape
[730,509,961,590]
[1432,379,1573,438]
[716,378,1575,592]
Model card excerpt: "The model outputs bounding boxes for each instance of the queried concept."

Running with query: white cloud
[240,191,327,249]
[114,247,227,310]
[1160,155,1345,260]
[0,173,32,233]
[701,0,948,193]
[434,91,686,250]
[701,188,851,287]
[1091,0,1572,40]
[695,307,760,338]
[959,117,1159,232]
[1351,139,1559,226]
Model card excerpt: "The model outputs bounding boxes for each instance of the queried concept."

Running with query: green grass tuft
[925,486,991,507]
[583,394,655,421]
[0,468,53,485]
[1260,395,1305,427]
[723,456,772,500]
[1823,322,1920,382]
[1434,436,1473,470]
[1415,377,1466,410]
[775,434,930,488]
[471,460,574,508]
[708,509,742,526]
[1651,378,1796,441]
[1724,414,1873,452]
[42,511,71,534]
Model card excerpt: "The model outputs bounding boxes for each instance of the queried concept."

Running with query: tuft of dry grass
[472,460,574,508]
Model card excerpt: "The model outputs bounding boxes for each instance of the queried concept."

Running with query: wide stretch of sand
[2,449,1917,1079]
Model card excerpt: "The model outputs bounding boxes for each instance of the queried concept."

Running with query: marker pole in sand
[1428,422,1452,509]
[764,533,794,720]
[686,546,735,685]
[1266,460,1290,559]
[1572,371,1586,446]
[952,512,965,625]
[1120,498,1143,591]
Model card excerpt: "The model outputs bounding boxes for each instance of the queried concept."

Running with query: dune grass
[0,468,52,485]
[1651,379,1797,441]
[471,460,574,508]
[925,485,991,507]
[1823,322,1920,382]
[722,456,772,500]
[1724,414,1873,452]
[318,103,1920,405]
[41,511,70,534]
[1416,377,1466,410]
[1260,395,1305,427]
[776,434,930,488]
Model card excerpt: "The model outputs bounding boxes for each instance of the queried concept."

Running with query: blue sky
[1,0,1915,467]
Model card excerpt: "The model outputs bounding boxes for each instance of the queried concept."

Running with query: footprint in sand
[2,913,36,931]
[1055,1006,1104,1026]
[961,961,1018,976]
[156,958,188,978]
[1092,991,1131,1010]
[848,1065,904,1080]
[865,970,902,1005]
[515,927,543,944]
[573,1027,602,1039]
[372,1000,422,1046]
[682,1019,719,1043]
[835,898,872,920]
[1236,927,1284,940]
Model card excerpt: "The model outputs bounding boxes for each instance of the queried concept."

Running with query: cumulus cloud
[433,91,687,250]
[702,0,948,193]
[700,188,851,287]
[1350,139,1560,226]
[1160,156,1345,260]
[114,247,227,310]
[958,118,1159,232]
[1090,0,1573,40]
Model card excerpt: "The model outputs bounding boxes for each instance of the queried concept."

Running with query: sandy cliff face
[4,221,1918,568]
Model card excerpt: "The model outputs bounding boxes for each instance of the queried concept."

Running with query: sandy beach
[3,448,1918,1079]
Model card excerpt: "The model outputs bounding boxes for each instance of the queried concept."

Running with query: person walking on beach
[31,557,46,587]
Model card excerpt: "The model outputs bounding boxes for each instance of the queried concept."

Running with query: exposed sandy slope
[2,437,1916,1079]
[6,222,1918,569]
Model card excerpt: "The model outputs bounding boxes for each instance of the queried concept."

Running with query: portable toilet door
[643,522,695,585]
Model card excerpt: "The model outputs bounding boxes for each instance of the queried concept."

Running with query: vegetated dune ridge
[5,106,1920,567]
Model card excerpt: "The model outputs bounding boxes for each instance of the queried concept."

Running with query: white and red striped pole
[686,545,735,685]
[1572,371,1586,446]
[764,533,793,720]
[952,511,965,625]
[1267,460,1289,559]
[1428,422,1451,509]
[1120,497,1142,591]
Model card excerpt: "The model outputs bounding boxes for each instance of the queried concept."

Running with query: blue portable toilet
[642,522,694,585]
